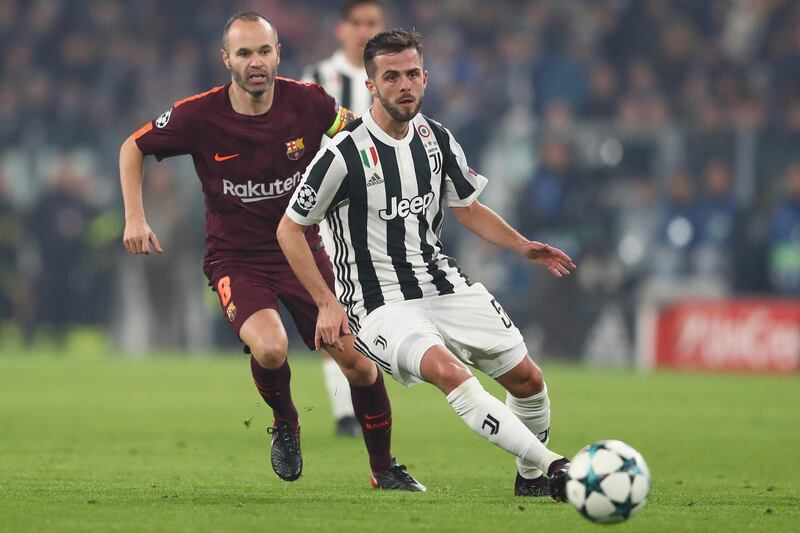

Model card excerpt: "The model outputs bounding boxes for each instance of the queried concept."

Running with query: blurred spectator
[692,159,740,283]
[652,170,698,280]
[614,177,662,284]
[582,62,618,119]
[533,15,588,115]
[768,163,800,295]
[30,156,99,343]
[115,164,210,351]
[516,137,574,238]
[0,172,22,323]
[618,59,669,129]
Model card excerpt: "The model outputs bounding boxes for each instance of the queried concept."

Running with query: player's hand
[123,217,164,255]
[521,241,576,278]
[315,298,351,351]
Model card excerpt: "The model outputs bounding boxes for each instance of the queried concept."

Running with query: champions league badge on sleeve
[295,184,317,210]
[155,109,172,128]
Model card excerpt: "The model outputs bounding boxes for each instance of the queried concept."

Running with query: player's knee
[249,340,287,369]
[426,357,473,394]
[324,344,377,386]
[509,363,545,398]
[338,354,377,386]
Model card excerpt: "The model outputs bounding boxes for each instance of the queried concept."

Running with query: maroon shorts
[206,246,335,350]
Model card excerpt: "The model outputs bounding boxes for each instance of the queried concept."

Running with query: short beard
[376,90,423,122]
[231,68,274,98]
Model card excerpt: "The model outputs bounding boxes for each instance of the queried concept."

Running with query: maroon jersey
[133,78,350,268]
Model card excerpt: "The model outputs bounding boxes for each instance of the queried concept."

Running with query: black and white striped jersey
[287,110,488,331]
[301,51,372,115]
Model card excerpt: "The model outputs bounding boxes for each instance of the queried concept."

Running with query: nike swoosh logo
[363,410,389,421]
[214,152,240,162]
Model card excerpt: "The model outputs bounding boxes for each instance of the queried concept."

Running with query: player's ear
[276,42,282,65]
[423,70,429,87]
[221,48,230,70]
[365,79,377,97]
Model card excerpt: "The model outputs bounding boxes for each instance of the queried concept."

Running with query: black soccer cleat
[514,472,551,497]
[335,415,363,438]
[267,421,302,482]
[370,458,426,492]
[547,457,571,503]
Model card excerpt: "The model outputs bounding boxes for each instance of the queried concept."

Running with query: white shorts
[354,283,528,387]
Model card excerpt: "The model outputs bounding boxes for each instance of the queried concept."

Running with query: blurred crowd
[1,0,799,358]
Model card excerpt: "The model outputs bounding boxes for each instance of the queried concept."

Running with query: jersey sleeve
[326,104,356,138]
[287,145,349,226]
[442,127,488,207]
[303,82,354,138]
[304,83,338,135]
[132,104,195,161]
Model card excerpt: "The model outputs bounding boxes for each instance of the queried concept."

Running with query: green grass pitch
[0,353,798,532]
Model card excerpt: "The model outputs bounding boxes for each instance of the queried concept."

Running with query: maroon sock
[350,368,392,472]
[250,356,299,429]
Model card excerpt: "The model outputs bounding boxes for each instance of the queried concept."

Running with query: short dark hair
[364,29,423,79]
[340,0,383,20]
[222,11,277,51]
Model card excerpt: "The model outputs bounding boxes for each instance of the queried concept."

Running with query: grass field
[0,353,798,532]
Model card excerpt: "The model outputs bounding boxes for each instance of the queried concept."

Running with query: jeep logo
[379,192,435,221]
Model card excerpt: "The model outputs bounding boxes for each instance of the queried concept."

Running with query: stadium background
[1,0,799,366]
[1,2,800,531]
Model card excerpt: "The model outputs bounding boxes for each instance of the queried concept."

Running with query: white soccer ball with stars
[296,184,317,210]
[565,440,650,524]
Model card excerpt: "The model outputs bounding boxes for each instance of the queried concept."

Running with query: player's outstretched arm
[450,200,576,278]
[277,215,350,350]
[119,135,163,255]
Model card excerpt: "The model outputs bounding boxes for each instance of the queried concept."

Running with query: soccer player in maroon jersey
[118,12,424,491]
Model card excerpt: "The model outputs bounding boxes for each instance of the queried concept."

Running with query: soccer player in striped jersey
[301,0,385,438]
[278,30,576,499]
[119,13,424,491]
[302,0,383,115]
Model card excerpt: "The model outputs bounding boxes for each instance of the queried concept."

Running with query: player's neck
[343,49,364,68]
[370,106,409,140]
[228,81,275,116]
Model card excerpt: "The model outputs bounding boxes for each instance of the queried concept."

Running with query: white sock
[446,377,560,473]
[323,358,355,419]
[507,384,551,479]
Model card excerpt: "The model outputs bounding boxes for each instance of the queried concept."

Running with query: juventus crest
[418,123,443,174]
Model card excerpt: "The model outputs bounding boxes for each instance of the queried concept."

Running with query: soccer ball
[565,440,650,524]
[296,184,317,210]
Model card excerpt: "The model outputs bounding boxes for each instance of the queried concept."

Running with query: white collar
[331,50,367,80]
[363,107,416,147]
